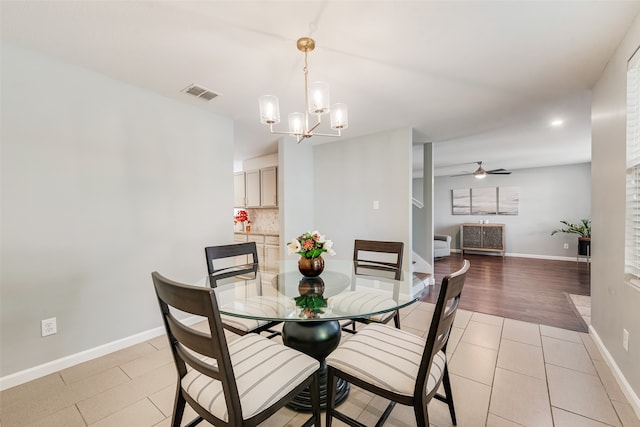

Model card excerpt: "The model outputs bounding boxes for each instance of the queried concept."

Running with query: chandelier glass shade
[259,37,348,143]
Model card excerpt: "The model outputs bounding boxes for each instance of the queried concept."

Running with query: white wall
[311,128,413,263]
[591,15,640,409]
[432,162,591,258]
[243,153,278,171]
[412,143,434,262]
[279,138,315,257]
[0,43,234,381]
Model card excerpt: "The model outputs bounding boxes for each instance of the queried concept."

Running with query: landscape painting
[498,186,520,215]
[471,187,498,215]
[452,189,471,215]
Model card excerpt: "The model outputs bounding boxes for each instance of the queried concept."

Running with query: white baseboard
[451,248,587,263]
[589,325,640,420]
[0,316,202,391]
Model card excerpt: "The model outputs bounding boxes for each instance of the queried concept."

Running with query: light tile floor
[569,293,592,326]
[1,302,639,427]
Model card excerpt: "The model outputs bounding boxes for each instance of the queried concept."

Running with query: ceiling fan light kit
[452,161,513,178]
[259,37,348,144]
[474,165,487,179]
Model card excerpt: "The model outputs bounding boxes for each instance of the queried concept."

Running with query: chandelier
[258,37,348,143]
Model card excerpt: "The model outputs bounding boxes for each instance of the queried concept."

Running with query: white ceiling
[2,1,638,176]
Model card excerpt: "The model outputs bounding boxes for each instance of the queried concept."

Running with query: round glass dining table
[207,259,430,411]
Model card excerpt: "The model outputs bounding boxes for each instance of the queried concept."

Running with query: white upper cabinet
[260,166,278,207]
[233,172,246,207]
[235,167,278,208]
[245,170,261,207]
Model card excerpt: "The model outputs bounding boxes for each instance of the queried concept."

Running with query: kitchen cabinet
[260,167,278,207]
[233,233,249,264]
[263,235,280,272]
[234,234,248,243]
[245,170,261,207]
[234,167,278,208]
[460,223,505,256]
[233,172,246,207]
[243,233,280,272]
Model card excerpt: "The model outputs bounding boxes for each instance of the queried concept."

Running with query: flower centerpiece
[234,209,249,231]
[287,230,335,277]
[295,294,328,318]
[295,277,328,318]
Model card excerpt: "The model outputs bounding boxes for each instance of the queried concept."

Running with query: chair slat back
[353,240,404,280]
[416,260,470,397]
[151,271,243,421]
[205,242,259,281]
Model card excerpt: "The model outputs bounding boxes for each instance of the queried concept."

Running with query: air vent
[182,84,219,101]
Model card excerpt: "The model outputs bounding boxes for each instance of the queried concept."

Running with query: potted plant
[287,230,336,277]
[551,219,591,255]
[233,209,249,232]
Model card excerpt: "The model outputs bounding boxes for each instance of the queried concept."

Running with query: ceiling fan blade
[487,170,512,175]
[450,172,473,177]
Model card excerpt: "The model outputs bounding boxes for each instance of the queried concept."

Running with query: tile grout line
[538,322,560,427]
[482,319,503,427]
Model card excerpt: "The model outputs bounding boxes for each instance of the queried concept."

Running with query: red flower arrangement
[234,209,249,225]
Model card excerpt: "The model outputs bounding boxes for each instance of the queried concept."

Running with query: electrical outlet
[563,243,569,249]
[623,329,629,352]
[41,317,57,337]
[373,200,379,210]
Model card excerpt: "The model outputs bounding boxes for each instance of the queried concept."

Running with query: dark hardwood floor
[423,253,591,332]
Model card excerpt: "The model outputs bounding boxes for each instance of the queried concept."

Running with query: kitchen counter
[234,231,279,237]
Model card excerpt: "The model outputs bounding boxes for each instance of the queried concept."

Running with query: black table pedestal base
[282,320,349,411]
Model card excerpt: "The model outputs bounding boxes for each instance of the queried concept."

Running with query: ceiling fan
[452,161,512,179]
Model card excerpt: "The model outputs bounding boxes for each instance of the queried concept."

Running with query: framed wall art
[471,187,498,215]
[451,186,520,216]
[452,188,471,214]
[498,186,520,215]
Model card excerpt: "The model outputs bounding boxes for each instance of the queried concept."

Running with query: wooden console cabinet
[460,223,505,256]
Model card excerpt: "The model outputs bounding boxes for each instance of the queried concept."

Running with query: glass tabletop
[208,260,429,322]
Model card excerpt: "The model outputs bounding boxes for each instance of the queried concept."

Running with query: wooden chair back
[151,271,243,424]
[417,260,470,400]
[353,239,404,280]
[205,242,259,281]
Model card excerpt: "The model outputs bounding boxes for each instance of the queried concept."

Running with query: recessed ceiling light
[551,119,564,127]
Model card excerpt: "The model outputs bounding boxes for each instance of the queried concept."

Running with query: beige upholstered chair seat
[183,333,319,422]
[326,323,446,396]
[329,291,397,323]
[218,296,286,333]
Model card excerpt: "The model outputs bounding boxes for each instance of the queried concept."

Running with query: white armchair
[434,234,452,258]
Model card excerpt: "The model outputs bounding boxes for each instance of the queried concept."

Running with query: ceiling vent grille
[182,84,219,101]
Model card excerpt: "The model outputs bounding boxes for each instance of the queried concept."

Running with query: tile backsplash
[244,208,279,234]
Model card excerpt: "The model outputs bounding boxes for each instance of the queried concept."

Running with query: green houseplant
[551,219,591,256]
[550,219,591,238]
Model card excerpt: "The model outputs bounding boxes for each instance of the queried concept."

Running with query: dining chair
[205,242,259,280]
[205,243,282,338]
[152,271,321,427]
[325,259,470,427]
[340,239,404,333]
